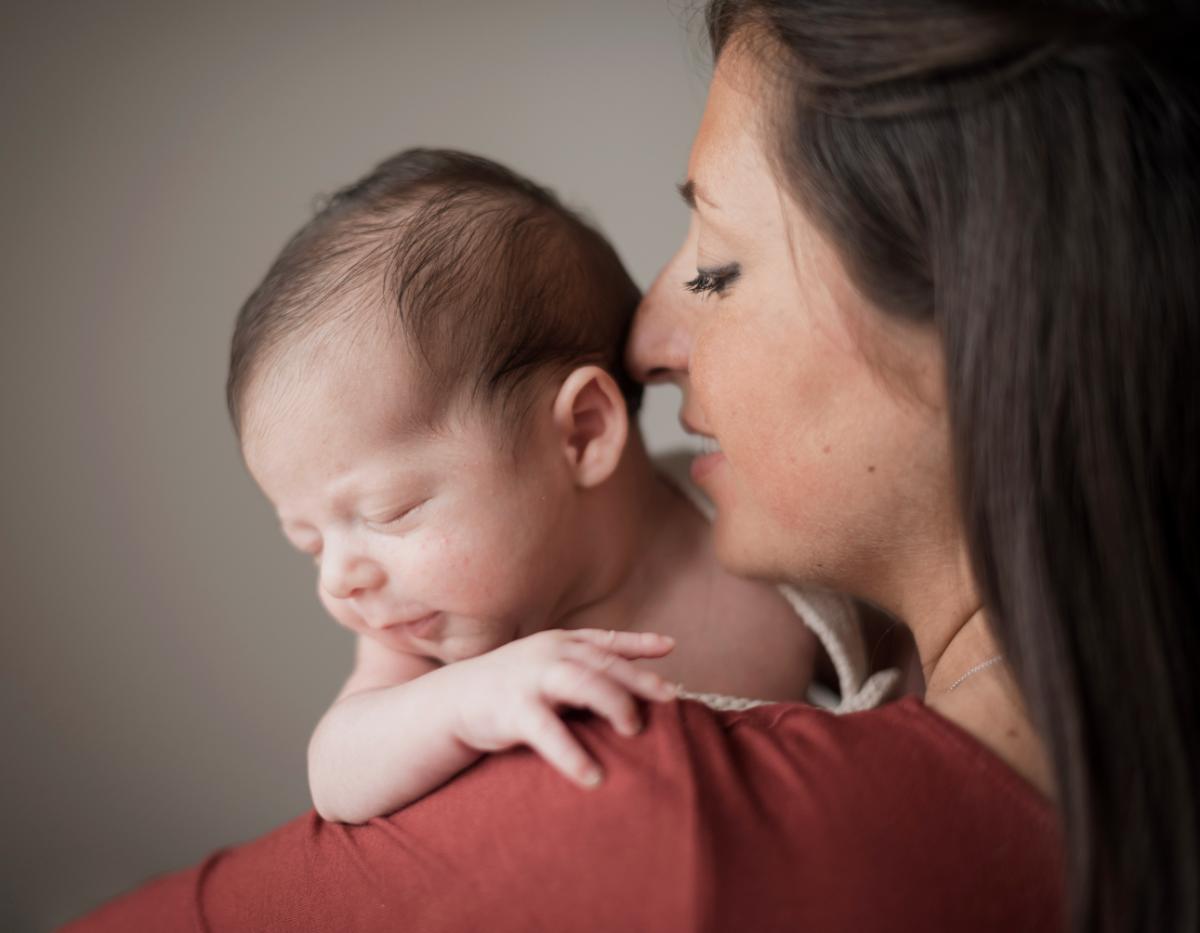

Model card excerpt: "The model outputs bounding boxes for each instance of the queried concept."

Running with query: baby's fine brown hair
[227,148,643,439]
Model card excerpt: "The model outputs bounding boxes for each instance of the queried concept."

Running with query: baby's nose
[319,549,386,600]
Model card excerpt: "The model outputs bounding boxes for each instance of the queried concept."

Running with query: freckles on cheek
[710,359,841,525]
[415,532,464,576]
[698,341,782,459]
[419,530,486,599]
[692,336,743,433]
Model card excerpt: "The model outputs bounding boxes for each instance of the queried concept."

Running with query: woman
[64,2,1196,931]
[634,1,1198,929]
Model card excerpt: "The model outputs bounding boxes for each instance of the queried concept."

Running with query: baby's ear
[551,365,629,488]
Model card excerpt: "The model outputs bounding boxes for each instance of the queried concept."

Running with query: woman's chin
[711,503,813,585]
[711,512,763,577]
[697,455,788,579]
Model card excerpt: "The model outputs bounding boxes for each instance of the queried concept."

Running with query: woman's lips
[690,449,726,483]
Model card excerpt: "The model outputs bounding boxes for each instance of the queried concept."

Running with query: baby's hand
[450,629,677,789]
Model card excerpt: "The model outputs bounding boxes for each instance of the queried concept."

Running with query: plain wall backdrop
[0,2,709,928]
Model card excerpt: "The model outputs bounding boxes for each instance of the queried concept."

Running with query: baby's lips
[390,609,439,627]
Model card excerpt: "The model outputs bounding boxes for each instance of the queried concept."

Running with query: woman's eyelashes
[683,262,741,297]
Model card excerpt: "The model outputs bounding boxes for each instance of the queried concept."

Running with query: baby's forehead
[241,346,524,502]
[243,323,431,443]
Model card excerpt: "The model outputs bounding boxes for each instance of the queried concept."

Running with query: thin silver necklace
[946,655,1005,693]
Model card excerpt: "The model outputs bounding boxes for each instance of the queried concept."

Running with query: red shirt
[61,696,1064,932]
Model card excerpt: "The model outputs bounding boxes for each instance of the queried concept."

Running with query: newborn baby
[228,148,827,823]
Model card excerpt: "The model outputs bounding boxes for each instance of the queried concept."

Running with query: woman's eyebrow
[677,179,719,211]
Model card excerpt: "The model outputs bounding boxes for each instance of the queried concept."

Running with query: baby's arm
[307,636,456,824]
[307,629,677,824]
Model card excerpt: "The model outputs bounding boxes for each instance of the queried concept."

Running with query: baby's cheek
[457,535,536,617]
[407,532,490,603]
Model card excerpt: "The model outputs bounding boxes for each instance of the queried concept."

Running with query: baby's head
[229,147,643,445]
[230,149,643,662]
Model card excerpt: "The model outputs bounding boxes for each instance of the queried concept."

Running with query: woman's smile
[690,436,726,484]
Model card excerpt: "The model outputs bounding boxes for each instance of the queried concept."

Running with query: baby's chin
[355,614,520,664]
[418,621,516,665]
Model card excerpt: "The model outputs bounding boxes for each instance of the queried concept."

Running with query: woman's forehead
[689,49,786,235]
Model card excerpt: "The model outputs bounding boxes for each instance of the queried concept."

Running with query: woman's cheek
[695,322,835,537]
[694,327,780,471]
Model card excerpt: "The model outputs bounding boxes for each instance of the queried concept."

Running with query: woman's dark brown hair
[705,1,1198,930]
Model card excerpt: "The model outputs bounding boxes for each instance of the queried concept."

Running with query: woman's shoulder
[713,693,1060,823]
[62,696,1064,933]
[633,696,1065,931]
[417,696,1064,931]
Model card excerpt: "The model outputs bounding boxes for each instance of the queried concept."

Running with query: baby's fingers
[519,703,603,789]
[570,629,675,660]
[564,642,678,704]
[544,659,648,737]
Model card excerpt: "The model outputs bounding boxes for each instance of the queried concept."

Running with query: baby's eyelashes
[362,498,429,532]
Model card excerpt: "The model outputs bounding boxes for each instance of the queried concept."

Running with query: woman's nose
[318,544,386,600]
[626,250,694,384]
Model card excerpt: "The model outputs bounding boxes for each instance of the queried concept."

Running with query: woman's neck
[919,606,1055,797]
[856,513,990,692]
[858,534,1054,796]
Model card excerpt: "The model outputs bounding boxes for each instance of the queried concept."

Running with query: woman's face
[627,48,955,603]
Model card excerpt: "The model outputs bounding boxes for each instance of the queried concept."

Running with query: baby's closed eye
[363,498,428,532]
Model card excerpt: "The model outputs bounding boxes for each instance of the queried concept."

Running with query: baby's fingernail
[652,677,677,694]
[582,768,603,787]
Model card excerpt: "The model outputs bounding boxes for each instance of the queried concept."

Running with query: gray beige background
[1,2,708,928]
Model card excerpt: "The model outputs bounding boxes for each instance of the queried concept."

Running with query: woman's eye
[683,262,740,297]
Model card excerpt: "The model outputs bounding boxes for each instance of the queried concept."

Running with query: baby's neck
[550,437,705,635]
[546,440,820,703]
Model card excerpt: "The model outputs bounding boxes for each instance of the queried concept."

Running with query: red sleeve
[60,697,1064,933]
